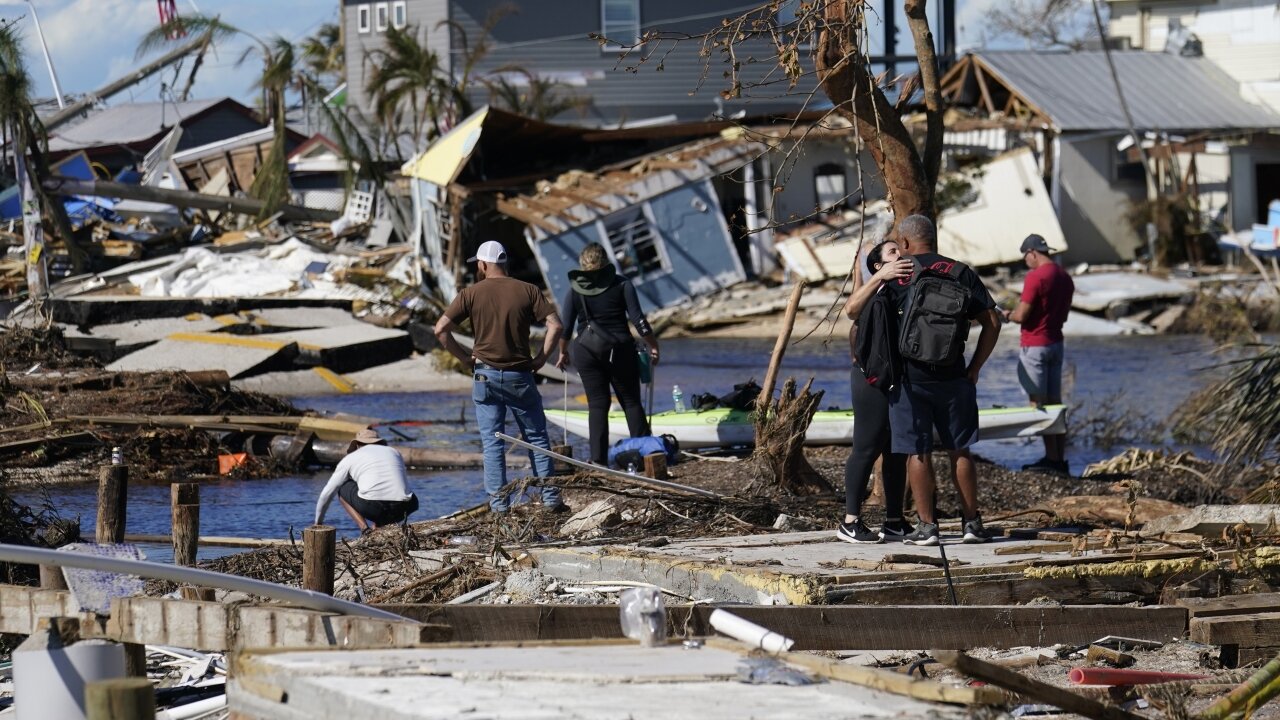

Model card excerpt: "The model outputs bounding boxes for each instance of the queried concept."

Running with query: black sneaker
[836,519,883,544]
[962,515,993,544]
[878,518,914,541]
[903,522,940,546]
[1022,457,1067,476]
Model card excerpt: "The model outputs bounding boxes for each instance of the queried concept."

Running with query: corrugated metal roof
[49,99,224,152]
[977,51,1280,132]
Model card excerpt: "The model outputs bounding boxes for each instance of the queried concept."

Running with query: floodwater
[15,331,1237,561]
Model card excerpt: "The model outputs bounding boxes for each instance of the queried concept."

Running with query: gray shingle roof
[976,51,1280,132]
[48,99,223,152]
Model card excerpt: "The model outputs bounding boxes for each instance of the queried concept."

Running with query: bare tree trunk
[904,0,944,192]
[752,377,832,495]
[815,0,940,221]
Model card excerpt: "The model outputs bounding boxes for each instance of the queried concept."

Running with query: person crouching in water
[555,242,660,466]
[314,428,419,533]
[838,239,913,543]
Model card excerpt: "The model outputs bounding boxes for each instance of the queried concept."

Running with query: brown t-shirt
[443,276,555,371]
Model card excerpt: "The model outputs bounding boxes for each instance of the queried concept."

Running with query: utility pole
[14,135,48,309]
[25,1,65,109]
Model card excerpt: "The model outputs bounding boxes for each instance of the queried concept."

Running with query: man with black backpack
[885,215,1002,546]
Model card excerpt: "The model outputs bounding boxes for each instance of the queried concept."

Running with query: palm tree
[484,68,589,121]
[300,22,344,90]
[363,25,456,151]
[0,24,84,278]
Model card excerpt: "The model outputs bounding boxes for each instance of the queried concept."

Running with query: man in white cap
[315,428,418,533]
[433,240,566,514]
[1003,233,1074,475]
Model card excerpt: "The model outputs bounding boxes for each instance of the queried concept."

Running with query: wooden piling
[303,525,336,596]
[170,483,199,568]
[96,464,128,544]
[551,444,573,475]
[39,565,67,590]
[123,641,147,679]
[85,677,156,720]
[642,452,669,480]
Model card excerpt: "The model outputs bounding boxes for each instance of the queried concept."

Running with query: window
[357,5,371,33]
[814,163,847,213]
[392,0,407,29]
[604,207,667,279]
[375,2,389,32]
[601,0,640,50]
[1114,147,1147,184]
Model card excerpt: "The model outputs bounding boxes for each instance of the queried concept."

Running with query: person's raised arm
[845,258,912,319]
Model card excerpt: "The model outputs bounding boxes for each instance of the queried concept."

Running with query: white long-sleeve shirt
[314,444,412,525]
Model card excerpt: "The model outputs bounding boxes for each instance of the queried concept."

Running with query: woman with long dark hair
[838,238,912,543]
[555,243,660,465]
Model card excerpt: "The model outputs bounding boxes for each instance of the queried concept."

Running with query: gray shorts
[1018,342,1064,403]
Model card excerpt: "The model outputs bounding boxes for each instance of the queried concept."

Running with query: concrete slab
[237,306,365,330]
[232,355,469,396]
[86,315,225,353]
[231,644,961,720]
[264,324,412,373]
[1143,504,1280,537]
[529,530,1196,605]
[44,295,353,327]
[106,333,298,379]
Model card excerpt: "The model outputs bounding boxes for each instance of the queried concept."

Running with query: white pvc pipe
[709,609,795,653]
[157,695,226,720]
[0,543,407,622]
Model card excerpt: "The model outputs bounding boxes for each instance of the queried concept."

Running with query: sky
[2,0,1002,108]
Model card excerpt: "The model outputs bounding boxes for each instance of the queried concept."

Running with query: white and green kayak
[545,404,1068,450]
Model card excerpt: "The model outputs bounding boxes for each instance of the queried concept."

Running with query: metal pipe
[0,543,407,622]
[1069,667,1211,686]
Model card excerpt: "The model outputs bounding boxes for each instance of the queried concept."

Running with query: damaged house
[401,106,869,311]
[940,50,1280,264]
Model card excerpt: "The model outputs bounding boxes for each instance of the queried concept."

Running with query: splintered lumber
[707,637,1002,706]
[932,650,1144,720]
[496,432,722,499]
[1190,613,1280,646]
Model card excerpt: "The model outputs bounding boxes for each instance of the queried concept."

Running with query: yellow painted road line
[167,332,289,350]
[212,313,243,326]
[312,367,354,393]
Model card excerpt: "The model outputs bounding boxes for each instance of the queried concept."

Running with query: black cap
[1020,234,1053,255]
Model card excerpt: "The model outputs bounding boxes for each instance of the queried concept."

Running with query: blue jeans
[472,365,559,510]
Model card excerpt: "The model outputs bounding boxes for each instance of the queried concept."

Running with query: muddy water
[18,332,1231,559]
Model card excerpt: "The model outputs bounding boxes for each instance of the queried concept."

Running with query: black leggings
[845,366,907,519]
[572,341,649,464]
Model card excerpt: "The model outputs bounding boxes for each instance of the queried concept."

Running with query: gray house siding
[343,0,451,119]
[448,0,817,123]
[533,180,745,315]
[1056,134,1145,264]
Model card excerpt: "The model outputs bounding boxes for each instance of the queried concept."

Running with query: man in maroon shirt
[1004,234,1074,475]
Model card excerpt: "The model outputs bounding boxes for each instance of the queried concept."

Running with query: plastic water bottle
[672,385,685,413]
[111,447,123,465]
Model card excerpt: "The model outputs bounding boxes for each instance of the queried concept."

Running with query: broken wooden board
[1176,592,1280,618]
[1189,612,1280,646]
[1032,496,1188,527]
[378,604,1188,651]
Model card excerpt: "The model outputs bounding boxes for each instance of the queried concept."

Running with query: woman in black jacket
[555,243,660,465]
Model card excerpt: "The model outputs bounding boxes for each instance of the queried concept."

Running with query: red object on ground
[218,453,248,475]
[1069,667,1212,686]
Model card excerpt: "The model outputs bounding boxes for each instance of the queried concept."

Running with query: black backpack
[854,290,900,390]
[897,257,973,367]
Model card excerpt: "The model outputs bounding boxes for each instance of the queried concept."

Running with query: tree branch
[904,0,944,199]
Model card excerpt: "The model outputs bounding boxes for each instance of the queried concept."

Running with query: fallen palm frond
[1176,343,1280,471]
